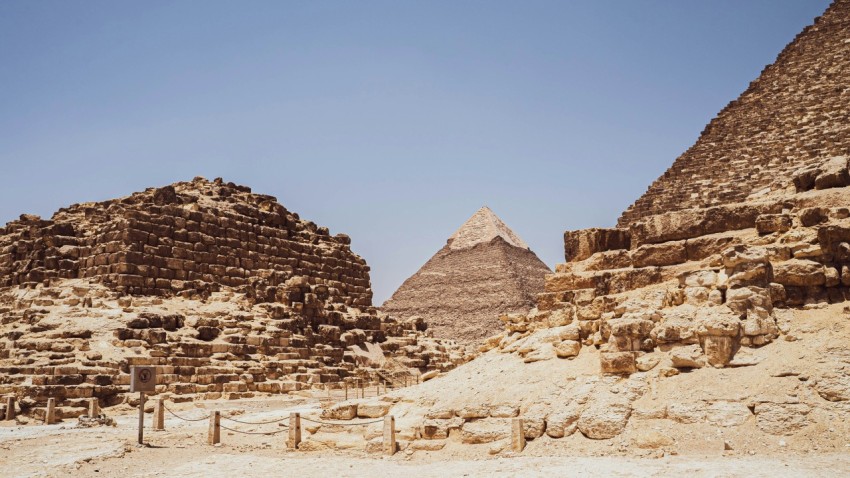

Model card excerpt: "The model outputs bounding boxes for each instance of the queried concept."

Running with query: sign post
[130,366,157,445]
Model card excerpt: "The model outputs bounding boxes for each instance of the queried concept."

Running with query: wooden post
[383,415,396,456]
[4,396,14,421]
[154,399,165,431]
[45,398,56,425]
[344,382,348,401]
[512,418,526,452]
[138,392,145,445]
[287,412,301,449]
[208,411,221,445]
[89,397,100,417]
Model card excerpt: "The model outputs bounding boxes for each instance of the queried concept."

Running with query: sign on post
[130,366,157,445]
[130,366,157,393]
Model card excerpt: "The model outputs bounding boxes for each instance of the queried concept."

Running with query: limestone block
[577,395,631,439]
[554,340,581,358]
[799,207,829,227]
[457,405,490,419]
[563,228,631,262]
[321,403,358,420]
[754,402,811,435]
[670,344,706,369]
[678,270,718,288]
[460,419,510,444]
[600,352,636,375]
[813,156,849,190]
[772,259,826,287]
[545,402,582,438]
[813,373,850,402]
[630,242,687,268]
[755,214,793,235]
[705,401,751,427]
[521,404,548,439]
[666,402,705,424]
[489,404,519,418]
[357,402,391,418]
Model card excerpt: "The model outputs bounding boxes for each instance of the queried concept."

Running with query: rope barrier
[162,403,212,422]
[221,415,289,425]
[299,416,385,427]
[220,424,289,436]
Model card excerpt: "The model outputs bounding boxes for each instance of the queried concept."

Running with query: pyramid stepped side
[346,1,850,455]
[619,0,850,226]
[383,208,551,344]
[0,178,466,419]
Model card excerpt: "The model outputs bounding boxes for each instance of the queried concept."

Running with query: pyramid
[381,207,552,344]
[619,0,850,226]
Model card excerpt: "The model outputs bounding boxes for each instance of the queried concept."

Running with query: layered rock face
[619,0,850,226]
[382,207,551,343]
[0,178,463,419]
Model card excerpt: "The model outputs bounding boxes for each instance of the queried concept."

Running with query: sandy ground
[2,397,849,478]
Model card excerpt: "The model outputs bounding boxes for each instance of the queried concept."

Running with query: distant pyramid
[382,207,552,344]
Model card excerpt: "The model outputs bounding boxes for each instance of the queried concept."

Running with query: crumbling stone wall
[0,177,371,306]
[619,0,850,226]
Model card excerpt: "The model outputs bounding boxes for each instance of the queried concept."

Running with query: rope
[162,403,212,422]
[220,424,289,436]
[299,416,385,427]
[221,415,289,425]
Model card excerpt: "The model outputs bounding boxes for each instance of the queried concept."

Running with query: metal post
[208,411,221,445]
[138,392,145,445]
[154,399,165,431]
[512,418,526,452]
[45,398,55,425]
[383,415,396,456]
[287,412,301,449]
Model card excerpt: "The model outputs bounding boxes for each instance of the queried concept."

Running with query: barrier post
[383,415,396,456]
[208,411,220,445]
[344,382,348,400]
[512,418,526,452]
[287,412,301,449]
[4,396,14,421]
[89,398,100,417]
[45,398,56,425]
[154,399,165,431]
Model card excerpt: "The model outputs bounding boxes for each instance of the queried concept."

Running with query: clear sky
[0,0,833,304]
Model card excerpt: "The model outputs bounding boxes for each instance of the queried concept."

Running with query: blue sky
[0,1,832,303]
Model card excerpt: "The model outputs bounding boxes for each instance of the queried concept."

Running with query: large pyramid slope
[0,178,463,420]
[382,207,551,344]
[619,0,850,226]
[302,2,850,458]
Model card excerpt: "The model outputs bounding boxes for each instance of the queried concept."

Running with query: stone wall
[0,178,371,306]
[619,0,850,226]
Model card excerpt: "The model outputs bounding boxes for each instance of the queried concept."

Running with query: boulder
[321,403,358,420]
[799,207,829,227]
[705,401,751,427]
[814,373,850,402]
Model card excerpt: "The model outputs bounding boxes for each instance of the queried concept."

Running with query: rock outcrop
[381,207,551,344]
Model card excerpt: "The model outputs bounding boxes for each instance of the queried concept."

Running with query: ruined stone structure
[619,0,850,226]
[0,178,463,419]
[382,207,551,343]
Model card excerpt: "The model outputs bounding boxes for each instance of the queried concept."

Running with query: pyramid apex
[447,207,529,251]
